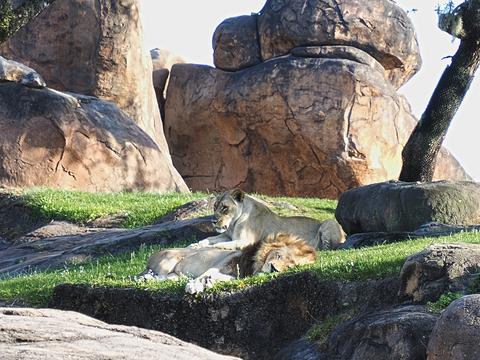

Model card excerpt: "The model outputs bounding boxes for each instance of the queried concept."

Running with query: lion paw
[188,239,210,249]
[185,276,214,294]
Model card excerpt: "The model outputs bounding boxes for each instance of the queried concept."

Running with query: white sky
[140,0,479,181]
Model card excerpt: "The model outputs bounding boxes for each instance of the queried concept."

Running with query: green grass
[19,188,208,228]
[1,231,479,307]
[3,188,337,229]
[307,310,355,345]
[427,292,463,313]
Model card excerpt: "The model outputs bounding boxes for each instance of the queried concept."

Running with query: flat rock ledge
[50,274,400,360]
[0,307,238,360]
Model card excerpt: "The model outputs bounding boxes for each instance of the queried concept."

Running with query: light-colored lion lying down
[138,233,316,294]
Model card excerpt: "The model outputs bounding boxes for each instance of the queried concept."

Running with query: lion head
[212,188,245,233]
[252,233,317,274]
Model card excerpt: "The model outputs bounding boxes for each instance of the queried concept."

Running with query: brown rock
[336,181,480,234]
[0,307,239,360]
[257,0,421,89]
[427,295,480,360]
[150,48,185,120]
[0,82,187,194]
[0,0,171,156]
[399,243,480,303]
[165,54,466,199]
[213,15,262,71]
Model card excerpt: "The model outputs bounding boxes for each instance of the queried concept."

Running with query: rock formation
[399,243,480,303]
[335,181,480,234]
[0,307,239,360]
[427,295,480,360]
[165,0,469,198]
[150,48,185,120]
[0,0,171,157]
[0,79,187,193]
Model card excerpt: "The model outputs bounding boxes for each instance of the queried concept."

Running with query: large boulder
[427,295,480,360]
[324,306,438,360]
[399,243,480,303]
[336,181,480,234]
[165,51,467,198]
[0,307,238,360]
[0,0,171,156]
[213,0,421,89]
[213,15,262,71]
[0,56,45,88]
[0,81,187,193]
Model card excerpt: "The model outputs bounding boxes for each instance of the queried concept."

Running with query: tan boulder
[0,0,170,156]
[257,0,421,89]
[165,49,468,199]
[0,81,187,192]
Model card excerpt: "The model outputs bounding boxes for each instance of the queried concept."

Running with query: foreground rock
[0,0,170,154]
[323,306,438,360]
[336,181,480,234]
[0,82,187,192]
[51,276,399,360]
[399,243,480,303]
[427,295,480,360]
[0,216,214,276]
[0,307,238,360]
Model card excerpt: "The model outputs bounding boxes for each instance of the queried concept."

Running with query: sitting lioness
[139,233,316,294]
[189,189,345,250]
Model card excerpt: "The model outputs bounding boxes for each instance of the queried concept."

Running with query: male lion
[189,189,345,251]
[138,233,316,294]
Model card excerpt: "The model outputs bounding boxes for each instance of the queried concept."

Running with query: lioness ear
[231,188,245,203]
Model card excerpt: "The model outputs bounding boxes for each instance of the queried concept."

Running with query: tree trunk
[0,0,55,43]
[399,0,480,182]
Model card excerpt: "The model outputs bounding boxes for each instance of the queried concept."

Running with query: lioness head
[253,233,317,274]
[212,189,245,233]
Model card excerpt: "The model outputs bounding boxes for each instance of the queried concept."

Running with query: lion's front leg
[187,234,230,249]
[184,268,235,294]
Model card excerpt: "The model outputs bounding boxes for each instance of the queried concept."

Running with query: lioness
[139,233,316,294]
[189,189,345,250]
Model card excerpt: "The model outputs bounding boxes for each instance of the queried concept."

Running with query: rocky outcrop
[51,276,400,360]
[399,243,480,303]
[166,0,468,198]
[427,295,480,360]
[323,306,438,360]
[0,216,215,276]
[165,53,467,198]
[0,307,238,360]
[213,0,421,89]
[336,181,480,234]
[213,15,262,71]
[0,81,187,193]
[0,0,171,156]
[0,56,45,88]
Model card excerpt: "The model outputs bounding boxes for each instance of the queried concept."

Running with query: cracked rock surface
[427,295,480,360]
[0,307,239,360]
[0,82,187,192]
[165,54,467,198]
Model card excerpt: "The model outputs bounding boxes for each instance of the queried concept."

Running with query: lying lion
[189,189,345,251]
[138,233,316,294]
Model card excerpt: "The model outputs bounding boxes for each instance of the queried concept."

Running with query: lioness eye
[222,206,228,213]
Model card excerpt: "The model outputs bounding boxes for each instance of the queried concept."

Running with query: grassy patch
[307,310,355,347]
[427,292,463,313]
[1,231,479,307]
[19,188,208,228]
